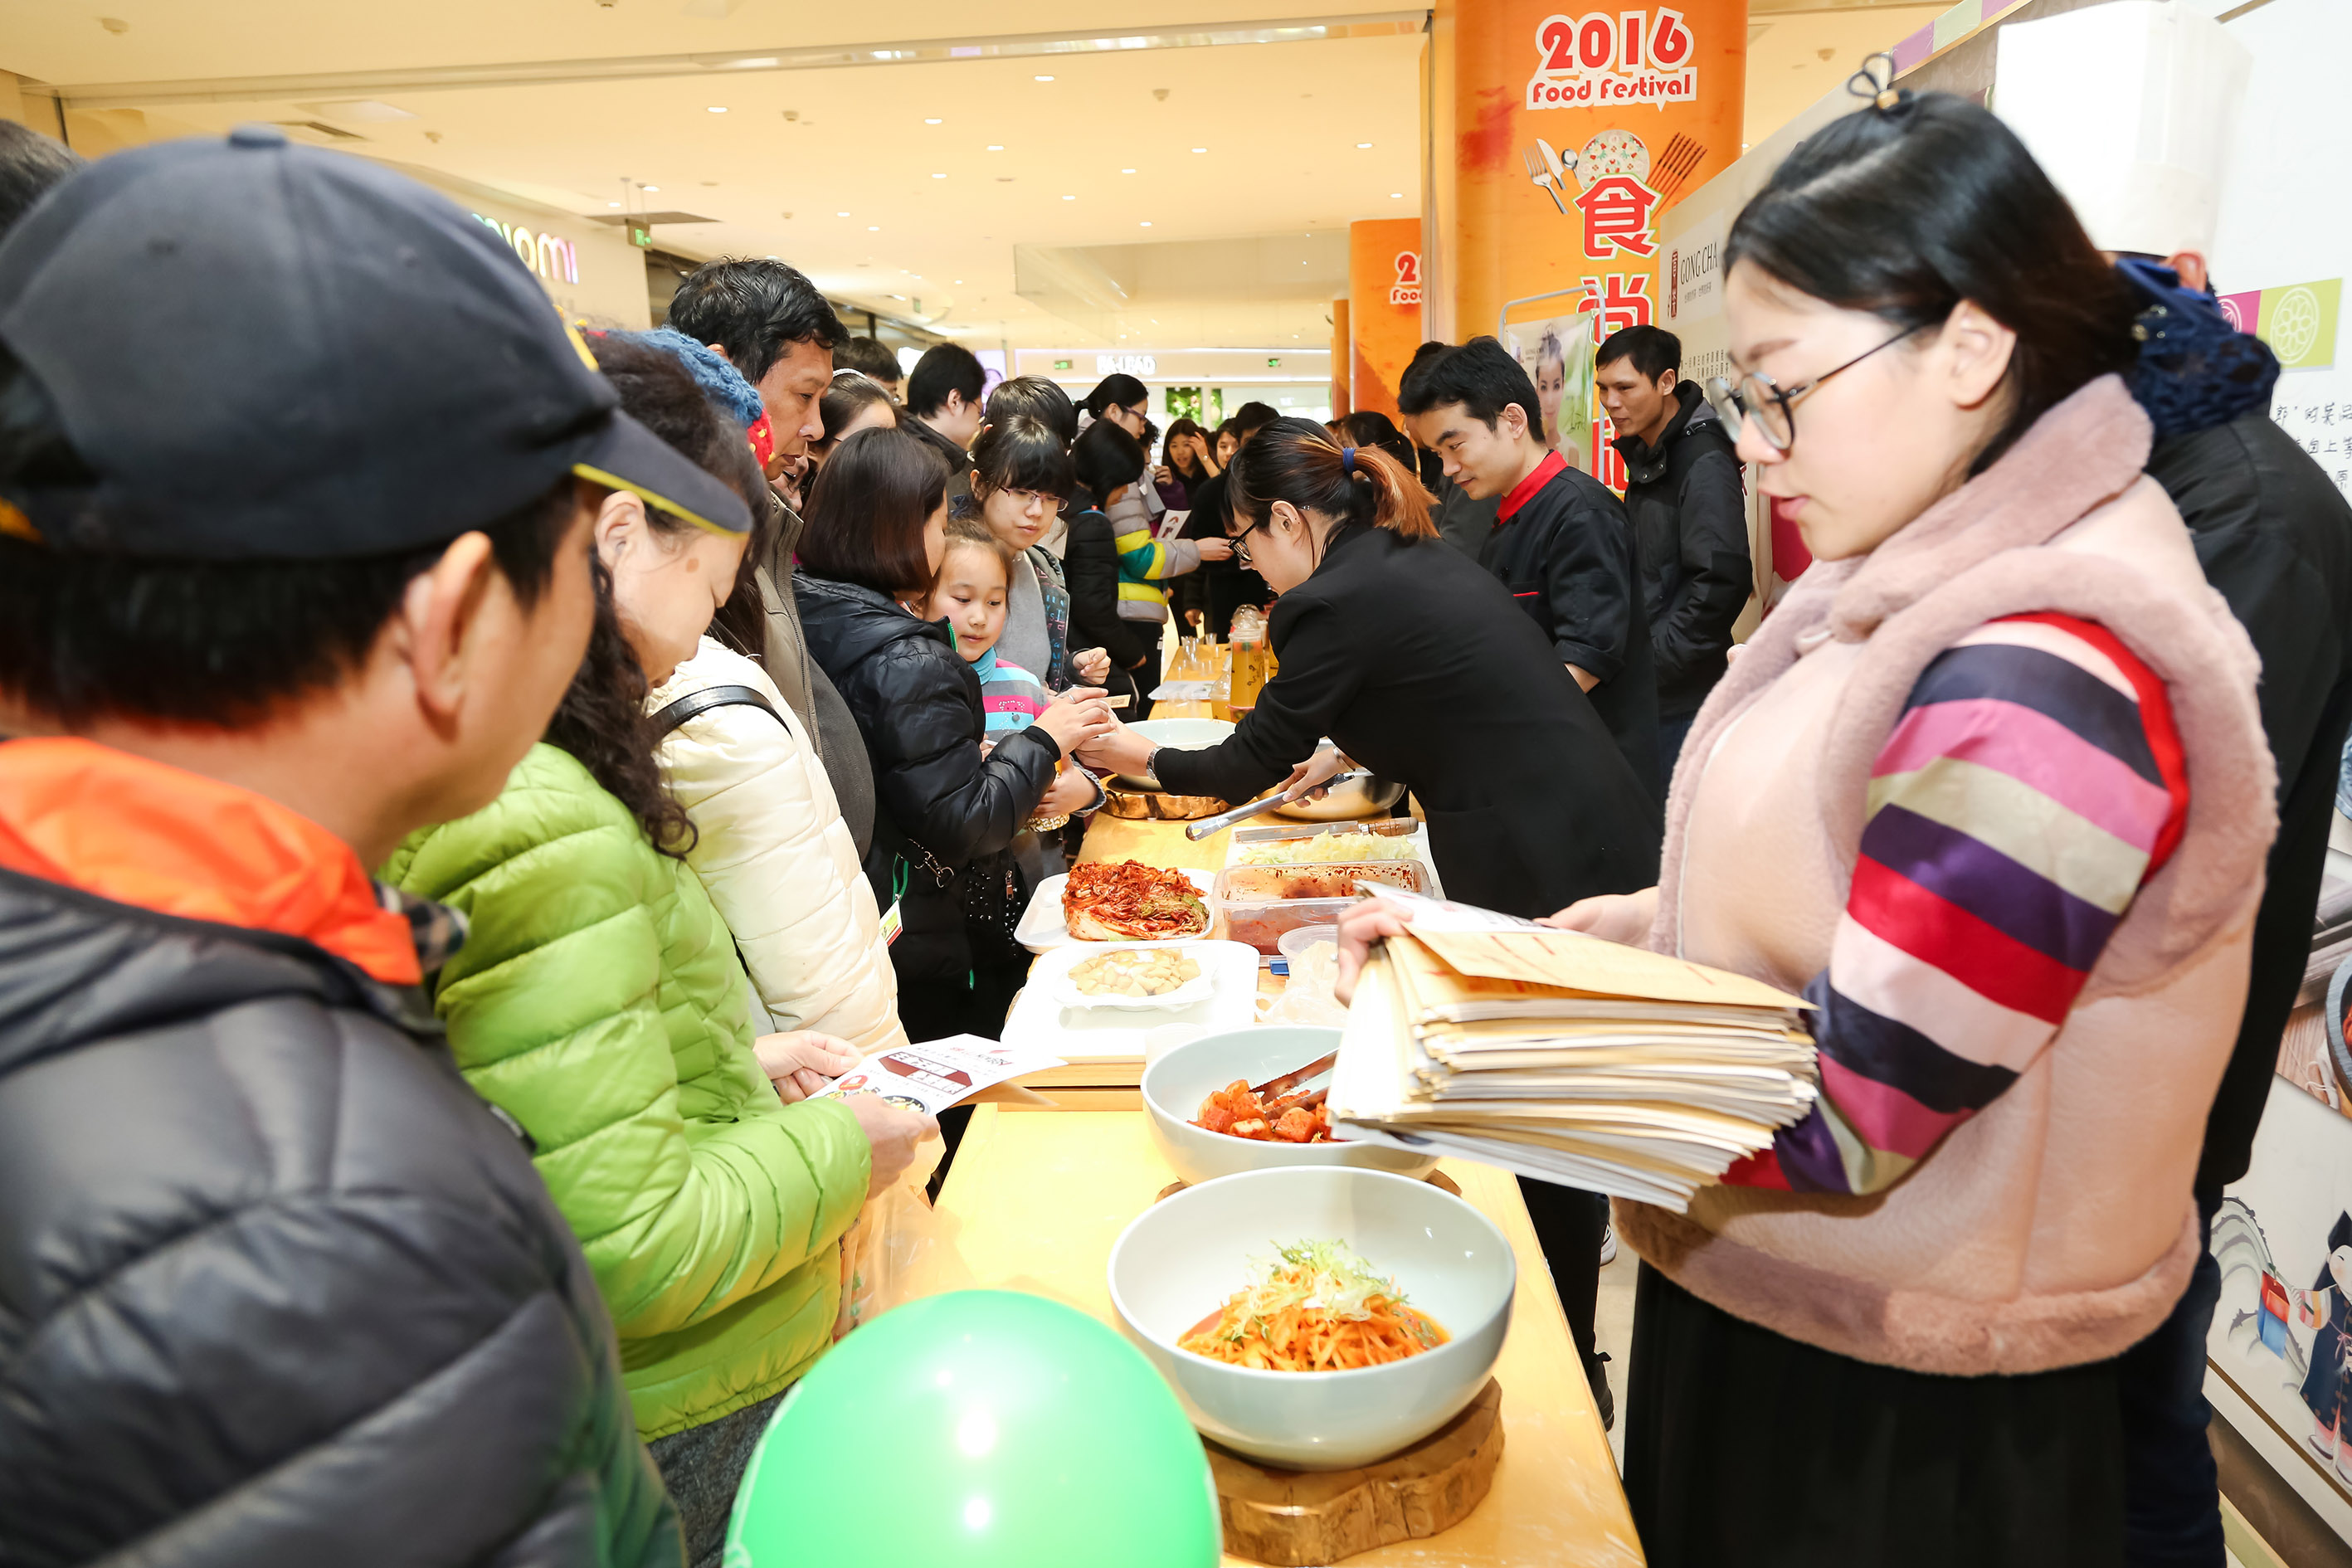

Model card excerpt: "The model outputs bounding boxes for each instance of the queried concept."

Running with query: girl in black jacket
[794,428,1115,1040]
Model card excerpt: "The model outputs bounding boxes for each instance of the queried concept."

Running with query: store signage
[1096,353,1157,375]
[1390,251,1422,306]
[1527,8,1697,110]
[472,212,581,284]
[1267,357,1282,368]
[1053,358,1074,371]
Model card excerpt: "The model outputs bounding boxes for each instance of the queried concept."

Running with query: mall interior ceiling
[1,0,1947,354]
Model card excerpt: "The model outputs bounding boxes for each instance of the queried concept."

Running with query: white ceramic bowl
[1142,1025,1439,1186]
[1115,717,1238,788]
[1108,1166,1516,1470]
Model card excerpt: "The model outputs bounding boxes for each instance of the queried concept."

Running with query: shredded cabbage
[1230,1239,1411,1327]
[1236,830,1421,866]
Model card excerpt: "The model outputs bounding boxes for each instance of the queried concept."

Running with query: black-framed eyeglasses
[1706,324,1926,454]
[1230,516,1271,565]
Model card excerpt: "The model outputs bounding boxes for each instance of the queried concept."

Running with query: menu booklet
[1327,889,1818,1211]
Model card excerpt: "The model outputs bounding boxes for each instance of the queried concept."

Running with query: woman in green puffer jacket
[388,338,935,1568]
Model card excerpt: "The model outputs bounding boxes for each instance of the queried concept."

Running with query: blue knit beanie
[627,326,767,431]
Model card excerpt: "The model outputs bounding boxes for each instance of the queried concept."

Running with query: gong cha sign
[1512,3,1742,485]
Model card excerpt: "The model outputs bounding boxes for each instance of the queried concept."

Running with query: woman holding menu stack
[1344,85,2277,1566]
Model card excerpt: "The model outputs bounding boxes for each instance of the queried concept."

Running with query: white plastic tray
[1015,867,1219,954]
[1002,940,1263,1067]
[1047,942,1220,1012]
[1222,821,1446,898]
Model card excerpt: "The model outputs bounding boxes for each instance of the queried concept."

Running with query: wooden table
[991,790,1644,1565]
[917,1105,1645,1566]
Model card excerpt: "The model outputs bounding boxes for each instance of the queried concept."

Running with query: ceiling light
[868,225,880,231]
[1140,221,1152,226]
[924,117,942,124]
[954,279,963,284]
[1356,142,1372,149]
[643,185,660,192]
[1062,194,1075,201]
[1390,192,1403,198]
[986,144,1004,151]
[707,106,728,114]
[1191,147,1207,153]
[607,201,621,207]
[1035,74,1054,81]
[837,210,850,216]
[933,173,947,178]
[1121,168,1136,174]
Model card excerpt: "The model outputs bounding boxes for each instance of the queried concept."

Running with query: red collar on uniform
[1496,449,1569,524]
[0,736,421,984]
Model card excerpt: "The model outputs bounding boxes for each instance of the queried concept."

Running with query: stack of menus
[1328,888,1818,1211]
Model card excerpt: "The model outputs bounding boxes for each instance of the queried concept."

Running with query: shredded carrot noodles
[1177,1239,1449,1372]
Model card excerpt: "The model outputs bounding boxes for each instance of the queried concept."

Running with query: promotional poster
[1439,0,1746,486]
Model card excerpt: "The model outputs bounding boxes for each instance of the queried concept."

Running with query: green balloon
[723,1289,1222,1567]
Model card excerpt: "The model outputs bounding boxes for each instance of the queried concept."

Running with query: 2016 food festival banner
[1428,0,1747,483]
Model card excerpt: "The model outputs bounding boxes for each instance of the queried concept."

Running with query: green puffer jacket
[384,743,870,1441]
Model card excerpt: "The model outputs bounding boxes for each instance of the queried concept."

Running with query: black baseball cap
[0,124,751,558]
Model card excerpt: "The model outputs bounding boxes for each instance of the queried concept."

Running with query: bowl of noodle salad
[1107,1166,1515,1469]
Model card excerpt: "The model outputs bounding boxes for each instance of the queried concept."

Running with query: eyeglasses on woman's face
[1003,488,1065,516]
[1230,514,1272,566]
[1707,323,1926,455]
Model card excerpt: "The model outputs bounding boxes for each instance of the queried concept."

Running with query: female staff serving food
[1079,418,1660,920]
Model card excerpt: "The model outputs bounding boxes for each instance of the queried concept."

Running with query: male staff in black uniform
[1402,336,1661,804]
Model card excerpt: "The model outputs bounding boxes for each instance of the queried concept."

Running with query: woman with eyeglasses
[958,416,1110,694]
[1081,372,1152,441]
[1341,86,2274,1566]
[1080,417,1659,917]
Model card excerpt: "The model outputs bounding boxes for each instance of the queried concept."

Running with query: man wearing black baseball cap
[0,127,733,1563]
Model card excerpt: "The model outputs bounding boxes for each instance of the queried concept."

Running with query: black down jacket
[795,571,1063,982]
[0,869,681,1568]
[2152,408,2352,1201]
[1611,378,1751,720]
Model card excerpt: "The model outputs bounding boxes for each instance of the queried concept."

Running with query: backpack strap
[648,684,789,739]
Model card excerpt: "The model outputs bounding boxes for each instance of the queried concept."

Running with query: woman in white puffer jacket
[650,635,906,1054]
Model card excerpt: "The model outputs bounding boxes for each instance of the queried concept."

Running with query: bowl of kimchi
[1142,1025,1439,1186]
[1108,1166,1515,1469]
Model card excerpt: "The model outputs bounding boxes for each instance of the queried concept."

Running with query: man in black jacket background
[902,341,989,504]
[1402,336,1661,804]
[1598,325,1751,787]
[2111,255,2352,1568]
[0,132,704,1567]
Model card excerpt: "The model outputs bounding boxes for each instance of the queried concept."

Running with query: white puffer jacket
[649,638,906,1054]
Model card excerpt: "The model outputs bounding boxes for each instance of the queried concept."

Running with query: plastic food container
[1276,924,1338,961]
[1213,862,1426,956]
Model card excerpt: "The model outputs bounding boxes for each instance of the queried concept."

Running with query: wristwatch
[1145,745,1163,782]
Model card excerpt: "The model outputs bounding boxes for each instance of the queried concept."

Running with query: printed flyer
[812,1035,1066,1118]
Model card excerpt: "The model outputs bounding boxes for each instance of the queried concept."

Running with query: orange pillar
[1348,217,1424,419]
[1435,0,1746,477]
[1329,296,1352,419]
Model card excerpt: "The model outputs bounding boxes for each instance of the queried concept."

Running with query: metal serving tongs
[1182,772,1371,841]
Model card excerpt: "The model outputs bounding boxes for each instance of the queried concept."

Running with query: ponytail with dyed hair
[1229,416,1435,544]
